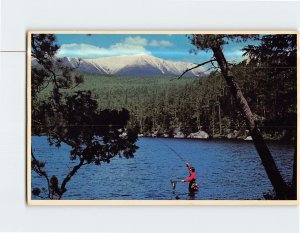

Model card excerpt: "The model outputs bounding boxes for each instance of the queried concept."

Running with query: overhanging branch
[177,59,216,80]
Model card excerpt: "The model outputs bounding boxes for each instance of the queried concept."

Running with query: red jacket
[183,164,196,182]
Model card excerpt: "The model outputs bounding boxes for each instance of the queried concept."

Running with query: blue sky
[55,34,259,63]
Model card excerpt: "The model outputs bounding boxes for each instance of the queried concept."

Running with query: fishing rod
[159,139,188,189]
[158,139,187,163]
[158,139,198,199]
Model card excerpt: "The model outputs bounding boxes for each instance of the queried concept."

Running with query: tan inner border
[27,30,300,206]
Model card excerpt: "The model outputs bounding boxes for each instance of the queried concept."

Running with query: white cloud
[123,36,148,46]
[57,36,173,59]
[110,36,148,54]
[57,36,150,59]
[57,44,107,58]
[149,40,173,47]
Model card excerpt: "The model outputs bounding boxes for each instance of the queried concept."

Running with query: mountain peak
[58,54,207,77]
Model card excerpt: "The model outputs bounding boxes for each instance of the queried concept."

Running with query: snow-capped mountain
[59,57,108,75]
[86,54,206,77]
[33,54,207,77]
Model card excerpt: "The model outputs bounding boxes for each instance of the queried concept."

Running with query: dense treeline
[38,59,296,141]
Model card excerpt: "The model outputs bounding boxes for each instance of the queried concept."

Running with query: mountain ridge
[33,54,208,77]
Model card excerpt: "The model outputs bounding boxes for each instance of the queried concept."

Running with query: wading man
[182,163,199,193]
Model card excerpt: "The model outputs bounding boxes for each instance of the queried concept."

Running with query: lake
[31,136,294,200]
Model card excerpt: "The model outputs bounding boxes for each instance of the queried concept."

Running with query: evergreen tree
[188,34,295,199]
[31,34,138,199]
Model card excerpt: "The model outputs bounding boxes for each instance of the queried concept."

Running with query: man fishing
[181,162,199,193]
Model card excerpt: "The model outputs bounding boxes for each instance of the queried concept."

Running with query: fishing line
[158,139,196,200]
[158,139,186,163]
[158,139,186,188]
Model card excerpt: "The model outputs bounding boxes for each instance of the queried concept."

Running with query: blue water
[31,136,294,200]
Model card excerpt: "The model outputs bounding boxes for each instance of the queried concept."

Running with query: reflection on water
[31,137,294,200]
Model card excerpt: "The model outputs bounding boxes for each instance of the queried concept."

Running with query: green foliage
[31,34,138,200]
[188,34,260,52]
[191,35,297,199]
[242,34,297,140]
[31,34,84,100]
[32,187,41,196]
[243,34,297,67]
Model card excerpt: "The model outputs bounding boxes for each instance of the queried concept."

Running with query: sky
[55,34,260,64]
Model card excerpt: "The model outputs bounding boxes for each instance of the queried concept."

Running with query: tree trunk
[218,102,222,135]
[59,158,84,199]
[211,45,289,199]
[198,111,201,130]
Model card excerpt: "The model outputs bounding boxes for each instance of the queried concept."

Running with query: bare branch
[210,60,219,70]
[176,59,216,80]
[203,66,217,73]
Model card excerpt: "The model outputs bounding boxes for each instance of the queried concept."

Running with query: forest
[38,59,296,141]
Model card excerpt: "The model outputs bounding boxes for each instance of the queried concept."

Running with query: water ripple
[31,137,294,200]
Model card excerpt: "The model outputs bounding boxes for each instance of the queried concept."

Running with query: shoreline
[137,135,295,144]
